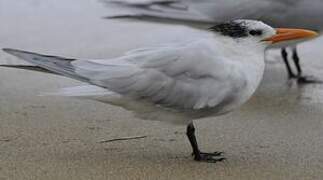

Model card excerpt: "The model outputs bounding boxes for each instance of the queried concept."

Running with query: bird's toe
[193,151,226,163]
[297,76,323,84]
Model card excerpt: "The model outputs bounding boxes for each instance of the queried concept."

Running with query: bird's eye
[249,30,263,36]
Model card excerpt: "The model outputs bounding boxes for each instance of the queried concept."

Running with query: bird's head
[209,19,318,48]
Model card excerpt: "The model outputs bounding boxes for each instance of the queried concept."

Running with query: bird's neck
[213,36,266,92]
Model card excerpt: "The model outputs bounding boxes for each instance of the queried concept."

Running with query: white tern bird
[1,20,317,162]
[103,0,323,83]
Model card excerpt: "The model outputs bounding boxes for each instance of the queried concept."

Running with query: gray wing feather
[102,0,214,25]
[2,48,88,82]
[0,65,57,74]
[102,0,262,22]
[71,43,243,110]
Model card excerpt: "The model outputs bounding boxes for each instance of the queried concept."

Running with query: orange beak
[263,28,318,44]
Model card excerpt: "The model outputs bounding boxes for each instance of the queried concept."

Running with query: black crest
[209,21,249,38]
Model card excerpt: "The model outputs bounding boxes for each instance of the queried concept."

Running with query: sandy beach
[1,0,323,179]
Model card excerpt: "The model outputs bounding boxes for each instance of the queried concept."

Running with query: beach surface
[1,0,323,179]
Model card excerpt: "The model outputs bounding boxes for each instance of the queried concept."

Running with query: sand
[1,0,323,179]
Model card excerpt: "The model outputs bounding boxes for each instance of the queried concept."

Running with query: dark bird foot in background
[280,47,323,84]
[293,75,323,84]
[192,151,226,163]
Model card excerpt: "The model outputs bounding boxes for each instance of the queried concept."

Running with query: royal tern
[103,0,323,83]
[1,20,317,162]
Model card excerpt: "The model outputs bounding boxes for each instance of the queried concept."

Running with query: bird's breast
[210,55,266,115]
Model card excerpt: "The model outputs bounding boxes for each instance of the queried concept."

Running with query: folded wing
[2,43,245,110]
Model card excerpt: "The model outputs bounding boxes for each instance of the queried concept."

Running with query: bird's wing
[40,85,113,97]
[73,41,246,110]
[102,0,215,25]
[2,48,88,82]
[0,55,56,74]
[0,64,57,74]
[2,43,246,110]
[102,0,304,26]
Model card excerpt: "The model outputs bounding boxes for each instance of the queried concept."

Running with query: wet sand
[1,0,323,179]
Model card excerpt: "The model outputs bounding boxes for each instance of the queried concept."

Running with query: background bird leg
[281,48,296,78]
[292,46,302,76]
[292,46,320,83]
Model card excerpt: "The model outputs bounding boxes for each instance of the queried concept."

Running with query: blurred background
[1,0,323,179]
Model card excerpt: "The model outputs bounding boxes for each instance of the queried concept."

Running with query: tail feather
[2,48,88,82]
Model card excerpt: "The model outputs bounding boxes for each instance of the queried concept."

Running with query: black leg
[186,122,225,163]
[292,47,302,76]
[292,47,321,84]
[187,123,201,160]
[281,48,296,78]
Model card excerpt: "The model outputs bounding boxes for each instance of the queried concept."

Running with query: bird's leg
[186,122,225,163]
[292,47,320,84]
[292,47,302,76]
[281,48,296,78]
